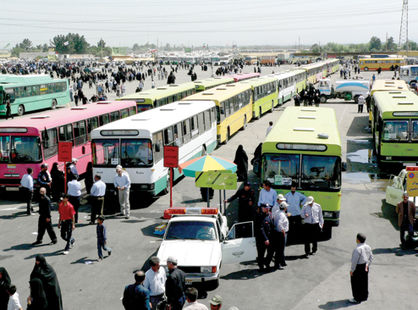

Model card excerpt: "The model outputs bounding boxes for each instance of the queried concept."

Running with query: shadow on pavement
[25,249,64,260]
[318,299,357,309]
[346,115,369,137]
[378,199,399,231]
[285,254,308,261]
[0,211,29,220]
[3,242,49,251]
[141,223,164,238]
[71,256,98,264]
[220,268,261,280]
[373,247,417,256]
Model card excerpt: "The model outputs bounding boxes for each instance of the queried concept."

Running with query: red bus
[0,101,137,191]
[227,73,260,82]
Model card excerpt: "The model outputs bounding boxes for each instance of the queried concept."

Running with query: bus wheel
[51,99,57,109]
[410,80,417,86]
[270,101,274,112]
[242,116,247,130]
[320,96,327,103]
[364,67,369,71]
[321,224,332,241]
[257,107,262,119]
[225,128,231,143]
[17,104,25,116]
[202,144,207,155]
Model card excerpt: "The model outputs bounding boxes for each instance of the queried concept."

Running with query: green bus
[118,82,196,111]
[0,75,70,116]
[262,106,342,232]
[239,76,278,119]
[193,77,234,92]
[371,90,418,164]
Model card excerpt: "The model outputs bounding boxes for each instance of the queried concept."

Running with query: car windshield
[121,139,153,167]
[10,136,42,163]
[92,139,120,167]
[383,121,409,141]
[165,221,217,241]
[0,136,10,163]
[263,154,299,188]
[301,155,341,190]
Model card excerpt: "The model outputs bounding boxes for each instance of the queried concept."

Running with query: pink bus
[0,101,137,191]
[228,73,260,82]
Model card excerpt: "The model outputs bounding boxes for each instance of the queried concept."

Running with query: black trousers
[400,222,414,244]
[273,231,287,267]
[69,196,80,223]
[304,223,320,254]
[90,196,104,223]
[60,220,74,251]
[21,187,33,214]
[351,263,369,302]
[37,216,57,243]
[358,104,363,113]
[288,215,302,243]
[256,238,268,269]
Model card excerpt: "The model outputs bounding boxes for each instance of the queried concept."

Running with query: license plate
[6,187,19,192]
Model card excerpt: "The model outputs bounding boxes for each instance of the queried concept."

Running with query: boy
[97,216,112,260]
[7,284,23,310]
[58,194,76,255]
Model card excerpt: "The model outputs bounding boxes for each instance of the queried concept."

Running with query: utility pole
[399,0,408,52]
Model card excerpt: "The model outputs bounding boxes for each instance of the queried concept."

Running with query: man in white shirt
[69,158,79,180]
[258,180,277,207]
[7,285,22,310]
[20,167,34,215]
[89,175,106,224]
[183,287,208,310]
[357,95,365,113]
[67,176,82,223]
[285,184,306,243]
[301,196,324,257]
[144,256,166,310]
[272,202,289,270]
[349,233,373,304]
[114,165,131,219]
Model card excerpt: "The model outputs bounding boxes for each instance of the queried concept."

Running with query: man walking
[285,184,306,243]
[114,165,131,219]
[349,233,373,304]
[225,182,256,222]
[300,196,324,257]
[89,175,106,224]
[183,287,208,310]
[58,194,76,255]
[396,192,416,248]
[20,168,34,215]
[272,202,289,270]
[266,121,273,136]
[67,176,81,223]
[122,271,151,310]
[143,257,166,310]
[32,187,57,245]
[165,257,186,310]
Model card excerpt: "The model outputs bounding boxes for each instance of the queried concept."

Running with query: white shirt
[284,191,306,216]
[358,95,365,105]
[301,202,324,228]
[258,188,277,207]
[143,267,166,296]
[20,173,33,191]
[273,210,289,233]
[183,301,208,310]
[70,163,79,177]
[351,243,373,272]
[90,180,106,197]
[7,292,22,310]
[114,172,131,190]
[266,125,273,136]
[67,179,81,197]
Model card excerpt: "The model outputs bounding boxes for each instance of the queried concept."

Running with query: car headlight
[323,211,333,218]
[201,266,217,273]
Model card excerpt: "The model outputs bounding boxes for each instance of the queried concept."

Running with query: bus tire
[17,104,25,116]
[242,115,247,130]
[257,107,262,119]
[364,67,369,71]
[410,80,417,86]
[270,101,274,112]
[320,95,327,103]
[202,144,207,155]
[225,127,231,144]
[51,99,57,109]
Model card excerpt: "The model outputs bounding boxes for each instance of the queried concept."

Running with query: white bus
[271,69,306,105]
[91,100,217,196]
[400,65,418,85]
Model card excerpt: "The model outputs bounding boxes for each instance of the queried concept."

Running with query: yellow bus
[238,76,278,119]
[359,58,406,71]
[118,82,196,111]
[184,84,253,143]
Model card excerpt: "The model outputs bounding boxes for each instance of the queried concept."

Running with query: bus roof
[273,70,305,80]
[193,77,234,89]
[183,84,252,103]
[371,79,409,95]
[119,82,196,101]
[227,73,260,82]
[237,76,276,87]
[263,106,341,155]
[0,75,67,88]
[91,100,215,137]
[301,62,324,70]
[373,90,418,119]
[0,101,136,131]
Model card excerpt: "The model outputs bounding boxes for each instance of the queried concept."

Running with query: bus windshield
[263,154,300,188]
[301,155,341,190]
[121,139,153,167]
[92,139,120,167]
[10,136,42,163]
[0,136,10,163]
[383,120,409,141]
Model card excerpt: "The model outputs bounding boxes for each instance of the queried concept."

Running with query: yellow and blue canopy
[179,155,237,177]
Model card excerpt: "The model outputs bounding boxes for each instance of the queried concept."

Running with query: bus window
[225,100,231,117]
[92,139,120,166]
[212,107,216,123]
[164,127,174,145]
[59,124,73,143]
[87,117,99,134]
[73,120,87,145]
[10,136,42,163]
[99,114,110,125]
[191,115,198,137]
[110,111,119,122]
[182,119,191,144]
[128,107,136,115]
[173,123,183,147]
[412,121,418,141]
[204,110,211,131]
[42,128,58,159]
[120,108,129,119]
[301,155,341,190]
[0,136,10,163]
[121,139,153,167]
[198,112,205,134]
[382,120,409,141]
[263,154,300,188]
[153,131,164,163]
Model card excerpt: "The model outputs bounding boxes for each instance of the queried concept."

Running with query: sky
[2,0,418,48]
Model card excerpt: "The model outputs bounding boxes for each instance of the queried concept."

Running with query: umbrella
[179,155,237,177]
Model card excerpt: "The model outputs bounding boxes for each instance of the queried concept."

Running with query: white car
[157,208,257,286]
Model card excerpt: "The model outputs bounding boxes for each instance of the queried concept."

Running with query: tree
[19,38,33,51]
[385,37,397,51]
[97,38,106,49]
[369,36,382,51]
[50,33,89,54]
[311,43,321,54]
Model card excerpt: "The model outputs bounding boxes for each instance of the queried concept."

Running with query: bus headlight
[323,211,333,218]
